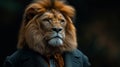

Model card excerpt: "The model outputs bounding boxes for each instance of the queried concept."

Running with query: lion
[17,0,77,55]
[4,0,90,67]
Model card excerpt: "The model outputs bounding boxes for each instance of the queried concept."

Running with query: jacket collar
[21,47,80,67]
[63,49,81,67]
[64,52,72,67]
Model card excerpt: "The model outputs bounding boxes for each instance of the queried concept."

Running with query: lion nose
[52,27,62,33]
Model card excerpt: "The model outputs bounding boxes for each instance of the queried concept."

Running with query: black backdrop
[1,0,120,67]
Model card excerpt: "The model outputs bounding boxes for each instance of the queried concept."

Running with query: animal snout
[52,27,63,33]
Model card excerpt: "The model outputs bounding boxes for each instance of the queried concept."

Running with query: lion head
[17,0,77,55]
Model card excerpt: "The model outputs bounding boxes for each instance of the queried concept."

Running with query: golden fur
[17,0,77,55]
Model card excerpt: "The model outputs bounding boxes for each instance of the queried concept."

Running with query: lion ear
[23,4,45,24]
[24,7,38,22]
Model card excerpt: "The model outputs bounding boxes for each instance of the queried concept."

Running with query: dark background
[0,0,120,67]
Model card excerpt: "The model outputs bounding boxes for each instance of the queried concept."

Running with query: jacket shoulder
[71,49,85,57]
[71,49,91,67]
[3,50,22,67]
[3,49,36,67]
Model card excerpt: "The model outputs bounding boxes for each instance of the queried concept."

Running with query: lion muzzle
[48,30,64,46]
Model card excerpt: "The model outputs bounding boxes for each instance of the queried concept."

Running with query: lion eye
[60,19,65,24]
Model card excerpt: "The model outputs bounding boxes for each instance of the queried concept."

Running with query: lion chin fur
[17,0,77,55]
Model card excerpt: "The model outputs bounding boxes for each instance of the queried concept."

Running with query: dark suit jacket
[3,48,90,67]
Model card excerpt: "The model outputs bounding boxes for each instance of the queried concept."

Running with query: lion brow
[51,0,55,7]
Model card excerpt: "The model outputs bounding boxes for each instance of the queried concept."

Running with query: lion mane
[17,0,77,55]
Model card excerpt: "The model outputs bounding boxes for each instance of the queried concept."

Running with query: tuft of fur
[17,0,77,55]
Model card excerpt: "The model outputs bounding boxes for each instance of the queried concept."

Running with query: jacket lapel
[64,52,72,67]
[63,49,82,67]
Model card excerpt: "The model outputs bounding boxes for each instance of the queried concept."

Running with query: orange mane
[17,0,77,55]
